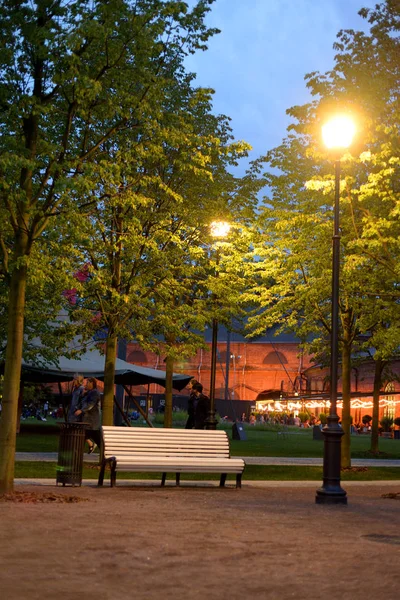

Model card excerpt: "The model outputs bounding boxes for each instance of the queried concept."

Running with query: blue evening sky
[186,0,377,164]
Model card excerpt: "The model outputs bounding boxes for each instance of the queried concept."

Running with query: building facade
[124,328,400,422]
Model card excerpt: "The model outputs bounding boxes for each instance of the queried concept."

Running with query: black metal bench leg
[220,474,227,488]
[98,459,106,486]
[161,473,167,486]
[236,473,242,489]
[176,473,181,487]
[110,458,117,487]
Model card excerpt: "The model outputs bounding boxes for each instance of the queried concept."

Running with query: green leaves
[249,1,400,364]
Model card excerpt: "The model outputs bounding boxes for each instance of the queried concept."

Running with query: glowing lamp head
[210,221,231,238]
[322,115,356,149]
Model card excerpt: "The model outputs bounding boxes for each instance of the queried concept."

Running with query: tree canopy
[0,0,223,492]
[249,1,400,465]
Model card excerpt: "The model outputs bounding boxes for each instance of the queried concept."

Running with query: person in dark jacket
[74,377,101,453]
[185,379,199,429]
[193,382,210,429]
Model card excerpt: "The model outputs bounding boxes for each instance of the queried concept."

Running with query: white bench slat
[115,459,244,471]
[103,438,229,444]
[115,459,244,467]
[104,440,228,445]
[106,451,228,454]
[104,446,230,451]
[102,428,228,436]
[105,451,232,461]
[103,440,229,447]
[117,466,243,473]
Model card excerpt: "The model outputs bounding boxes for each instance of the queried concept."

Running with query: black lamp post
[316,115,355,505]
[205,221,230,430]
[205,310,219,430]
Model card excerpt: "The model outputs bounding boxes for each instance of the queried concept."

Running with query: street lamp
[205,220,231,430]
[316,115,356,505]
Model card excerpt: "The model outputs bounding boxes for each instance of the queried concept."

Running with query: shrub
[298,411,311,423]
[393,417,400,428]
[362,414,372,425]
[319,413,327,425]
[379,416,394,432]
[152,410,188,426]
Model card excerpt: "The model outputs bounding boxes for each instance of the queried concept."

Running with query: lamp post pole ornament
[316,115,356,505]
[205,221,231,431]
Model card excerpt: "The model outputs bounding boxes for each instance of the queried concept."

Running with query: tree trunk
[340,338,352,468]
[371,358,384,454]
[102,334,117,426]
[163,355,174,428]
[101,208,122,427]
[0,263,28,493]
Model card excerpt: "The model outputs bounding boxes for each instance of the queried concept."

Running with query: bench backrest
[101,426,231,459]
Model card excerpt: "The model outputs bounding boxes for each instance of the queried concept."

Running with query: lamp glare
[210,221,231,238]
[322,115,356,149]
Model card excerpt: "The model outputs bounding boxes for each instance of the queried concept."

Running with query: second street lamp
[205,221,231,430]
[316,115,356,505]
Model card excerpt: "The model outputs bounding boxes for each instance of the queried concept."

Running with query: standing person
[185,379,199,429]
[193,382,210,430]
[74,377,101,454]
[43,400,49,418]
[68,374,85,422]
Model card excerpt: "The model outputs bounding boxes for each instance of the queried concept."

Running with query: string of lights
[256,398,400,412]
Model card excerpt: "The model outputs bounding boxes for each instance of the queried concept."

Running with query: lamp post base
[205,412,217,430]
[315,417,347,505]
[315,489,347,505]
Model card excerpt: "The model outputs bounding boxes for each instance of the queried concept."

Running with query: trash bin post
[232,421,247,441]
[56,422,87,486]
[313,425,323,441]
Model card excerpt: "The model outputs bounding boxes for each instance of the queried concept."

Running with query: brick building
[124,327,400,422]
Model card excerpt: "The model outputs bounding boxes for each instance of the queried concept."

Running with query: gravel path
[1,483,400,600]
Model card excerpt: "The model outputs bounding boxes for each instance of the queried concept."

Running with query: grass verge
[14,462,400,482]
[16,424,400,459]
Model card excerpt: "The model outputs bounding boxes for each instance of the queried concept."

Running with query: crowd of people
[21,402,50,421]
[244,412,320,428]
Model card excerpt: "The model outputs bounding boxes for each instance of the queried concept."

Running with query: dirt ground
[1,482,400,600]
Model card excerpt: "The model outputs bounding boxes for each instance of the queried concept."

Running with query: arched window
[263,351,288,365]
[127,350,147,364]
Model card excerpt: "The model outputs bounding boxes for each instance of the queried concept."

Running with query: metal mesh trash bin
[56,422,87,486]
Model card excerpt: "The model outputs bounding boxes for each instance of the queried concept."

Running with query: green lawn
[15,421,400,459]
[227,427,400,459]
[14,461,400,482]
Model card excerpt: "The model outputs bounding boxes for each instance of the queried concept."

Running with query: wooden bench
[98,426,245,488]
